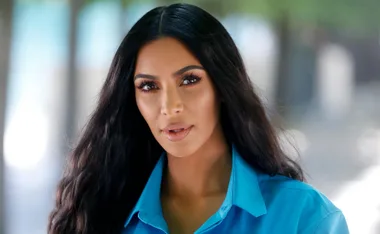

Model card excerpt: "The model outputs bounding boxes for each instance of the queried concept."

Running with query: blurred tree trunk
[273,12,291,119]
[119,0,128,40]
[0,0,14,231]
[63,0,84,162]
[119,2,125,40]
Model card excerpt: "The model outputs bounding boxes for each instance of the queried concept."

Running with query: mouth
[162,125,193,142]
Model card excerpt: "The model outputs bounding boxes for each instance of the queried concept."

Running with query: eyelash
[137,73,202,92]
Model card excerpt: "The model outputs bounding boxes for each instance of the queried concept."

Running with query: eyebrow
[173,65,204,76]
[134,65,204,80]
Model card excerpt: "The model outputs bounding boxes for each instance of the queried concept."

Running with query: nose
[160,88,184,116]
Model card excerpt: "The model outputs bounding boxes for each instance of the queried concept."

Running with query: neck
[162,129,231,198]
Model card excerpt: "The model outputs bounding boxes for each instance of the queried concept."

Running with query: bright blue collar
[124,145,267,228]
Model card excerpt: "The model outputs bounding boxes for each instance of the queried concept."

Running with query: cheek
[201,93,219,123]
[186,85,219,122]
[136,94,160,127]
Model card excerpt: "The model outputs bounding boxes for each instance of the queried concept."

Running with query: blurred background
[0,0,379,233]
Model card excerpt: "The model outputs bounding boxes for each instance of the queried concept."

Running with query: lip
[161,124,193,142]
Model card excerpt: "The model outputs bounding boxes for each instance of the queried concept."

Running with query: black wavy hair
[48,3,304,234]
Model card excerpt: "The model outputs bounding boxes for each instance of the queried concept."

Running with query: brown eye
[181,74,201,86]
[137,81,158,92]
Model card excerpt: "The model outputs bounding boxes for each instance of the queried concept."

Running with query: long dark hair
[49,3,304,234]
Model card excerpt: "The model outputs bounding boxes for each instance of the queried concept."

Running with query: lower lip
[163,126,193,142]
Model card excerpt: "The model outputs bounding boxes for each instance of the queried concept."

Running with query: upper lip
[161,123,192,133]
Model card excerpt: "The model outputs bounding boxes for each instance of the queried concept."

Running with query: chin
[160,141,200,158]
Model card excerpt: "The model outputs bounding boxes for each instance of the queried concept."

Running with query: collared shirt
[122,146,349,234]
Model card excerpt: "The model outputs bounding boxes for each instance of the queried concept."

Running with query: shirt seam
[312,210,342,234]
[269,186,335,214]
[305,190,330,214]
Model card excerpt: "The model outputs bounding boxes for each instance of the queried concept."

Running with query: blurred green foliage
[20,0,380,30]
[158,0,380,30]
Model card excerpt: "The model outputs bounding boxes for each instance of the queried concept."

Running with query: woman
[48,3,349,234]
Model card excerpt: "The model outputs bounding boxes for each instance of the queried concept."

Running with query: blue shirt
[123,146,349,233]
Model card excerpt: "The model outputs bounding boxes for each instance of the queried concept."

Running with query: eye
[137,81,158,92]
[181,74,201,86]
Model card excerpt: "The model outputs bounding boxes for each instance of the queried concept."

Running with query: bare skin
[134,37,231,234]
[161,138,231,233]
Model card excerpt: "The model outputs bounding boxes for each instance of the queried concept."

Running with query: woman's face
[134,37,221,157]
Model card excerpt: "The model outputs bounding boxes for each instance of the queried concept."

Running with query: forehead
[135,37,201,74]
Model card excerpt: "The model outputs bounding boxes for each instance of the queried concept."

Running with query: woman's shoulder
[257,173,348,232]
[258,173,338,213]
